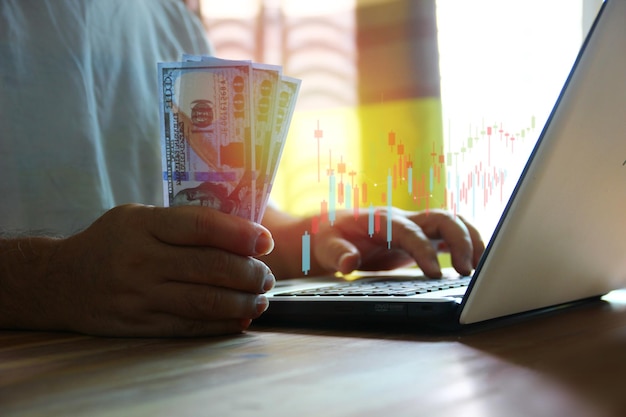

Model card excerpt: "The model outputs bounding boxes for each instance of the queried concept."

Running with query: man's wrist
[0,236,66,330]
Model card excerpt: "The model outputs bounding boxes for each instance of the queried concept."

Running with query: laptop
[259,0,626,330]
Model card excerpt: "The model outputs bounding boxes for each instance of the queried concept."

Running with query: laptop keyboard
[273,276,471,297]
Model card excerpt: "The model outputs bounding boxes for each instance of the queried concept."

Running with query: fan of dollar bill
[158,55,301,223]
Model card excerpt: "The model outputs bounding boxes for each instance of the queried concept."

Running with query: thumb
[314,235,362,274]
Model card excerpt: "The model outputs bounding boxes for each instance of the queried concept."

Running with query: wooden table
[2,290,626,417]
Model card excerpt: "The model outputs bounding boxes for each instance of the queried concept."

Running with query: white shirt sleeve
[0,0,212,234]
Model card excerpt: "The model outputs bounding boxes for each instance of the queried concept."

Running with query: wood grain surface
[2,290,626,417]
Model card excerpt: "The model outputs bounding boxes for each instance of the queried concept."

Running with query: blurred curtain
[356,0,444,210]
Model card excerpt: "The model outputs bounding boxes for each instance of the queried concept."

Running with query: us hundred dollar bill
[250,63,282,220]
[182,55,283,221]
[257,75,302,219]
[158,60,257,221]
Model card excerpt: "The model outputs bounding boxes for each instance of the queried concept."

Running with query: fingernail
[263,273,276,292]
[256,295,269,314]
[255,229,274,255]
[337,252,360,273]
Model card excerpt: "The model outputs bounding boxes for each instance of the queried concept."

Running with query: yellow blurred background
[192,0,598,241]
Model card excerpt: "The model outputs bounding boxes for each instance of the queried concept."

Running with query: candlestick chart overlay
[274,106,539,275]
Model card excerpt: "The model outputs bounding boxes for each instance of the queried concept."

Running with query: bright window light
[436,0,585,237]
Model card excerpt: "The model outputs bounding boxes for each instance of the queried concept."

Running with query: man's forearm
[260,206,327,279]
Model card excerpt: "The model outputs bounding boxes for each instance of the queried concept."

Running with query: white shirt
[0,0,211,234]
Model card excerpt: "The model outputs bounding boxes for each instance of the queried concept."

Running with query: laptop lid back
[460,0,626,324]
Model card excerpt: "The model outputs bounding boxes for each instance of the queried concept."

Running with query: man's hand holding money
[0,204,276,337]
